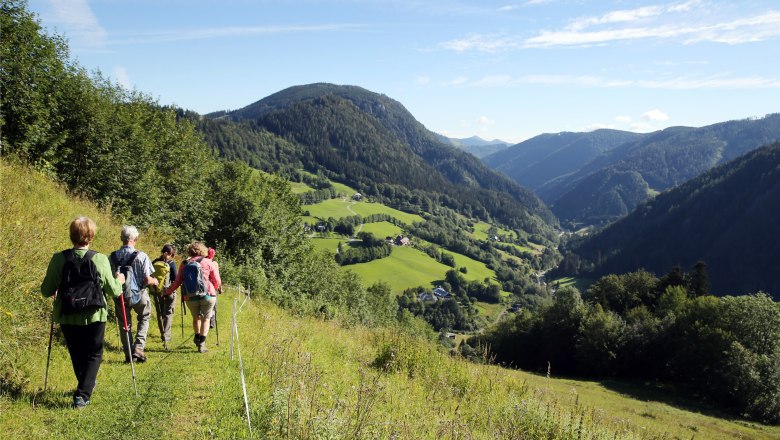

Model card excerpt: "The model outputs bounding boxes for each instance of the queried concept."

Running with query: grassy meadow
[3,159,779,439]
[360,221,404,238]
[305,198,423,225]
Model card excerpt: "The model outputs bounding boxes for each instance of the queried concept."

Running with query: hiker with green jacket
[41,216,124,409]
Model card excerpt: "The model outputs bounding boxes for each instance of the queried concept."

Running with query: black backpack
[58,249,105,314]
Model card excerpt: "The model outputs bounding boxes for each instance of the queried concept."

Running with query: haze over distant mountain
[483,130,644,191]
[435,134,511,158]
[547,115,780,225]
[200,83,557,237]
[564,141,780,298]
[488,115,779,226]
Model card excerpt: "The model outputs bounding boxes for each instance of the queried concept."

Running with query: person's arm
[209,260,222,293]
[165,262,185,295]
[93,253,123,298]
[168,260,177,281]
[41,252,64,298]
[140,253,158,287]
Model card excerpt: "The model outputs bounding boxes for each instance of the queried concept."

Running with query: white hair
[120,225,139,243]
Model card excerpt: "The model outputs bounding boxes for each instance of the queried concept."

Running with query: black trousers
[60,321,106,401]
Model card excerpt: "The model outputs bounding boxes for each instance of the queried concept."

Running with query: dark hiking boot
[198,336,208,353]
[73,395,90,409]
[132,346,146,363]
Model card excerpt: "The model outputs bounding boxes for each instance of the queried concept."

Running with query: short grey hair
[121,225,139,243]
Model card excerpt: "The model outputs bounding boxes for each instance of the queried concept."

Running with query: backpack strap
[122,251,139,267]
[63,249,97,266]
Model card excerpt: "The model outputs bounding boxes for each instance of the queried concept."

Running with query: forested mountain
[483,130,644,192]
[200,83,558,238]
[435,134,510,158]
[560,141,780,298]
[541,115,780,225]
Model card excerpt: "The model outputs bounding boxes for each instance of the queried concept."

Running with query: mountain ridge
[201,83,558,237]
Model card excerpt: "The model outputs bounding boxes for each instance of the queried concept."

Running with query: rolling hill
[565,141,780,298]
[199,83,558,239]
[541,114,780,225]
[483,129,644,192]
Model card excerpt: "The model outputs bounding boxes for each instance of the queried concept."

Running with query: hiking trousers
[153,292,176,343]
[116,290,151,355]
[61,321,106,402]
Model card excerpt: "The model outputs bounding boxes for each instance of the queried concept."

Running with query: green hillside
[198,83,559,239]
[2,160,779,439]
[542,115,780,226]
[565,141,780,298]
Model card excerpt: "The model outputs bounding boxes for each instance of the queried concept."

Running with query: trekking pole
[214,303,219,346]
[181,295,186,339]
[43,293,56,393]
[119,295,139,398]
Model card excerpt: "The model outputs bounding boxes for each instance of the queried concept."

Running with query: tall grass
[3,160,778,439]
[0,159,167,394]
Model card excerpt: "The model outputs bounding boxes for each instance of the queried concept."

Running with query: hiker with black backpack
[165,241,222,353]
[151,244,177,350]
[109,225,158,363]
[40,217,125,409]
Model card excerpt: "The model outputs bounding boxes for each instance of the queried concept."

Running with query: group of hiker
[40,217,223,409]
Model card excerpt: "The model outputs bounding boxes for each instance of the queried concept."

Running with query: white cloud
[416,76,431,86]
[643,109,670,121]
[112,66,132,90]
[444,2,780,51]
[49,0,108,50]
[451,73,780,90]
[615,115,633,124]
[444,76,469,86]
[567,6,665,32]
[440,34,521,53]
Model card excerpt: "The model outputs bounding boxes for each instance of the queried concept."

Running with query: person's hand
[116,272,126,284]
[147,277,159,286]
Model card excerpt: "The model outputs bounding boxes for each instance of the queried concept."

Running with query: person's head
[120,225,139,245]
[161,243,176,260]
[69,216,97,247]
[187,241,208,258]
[207,247,215,259]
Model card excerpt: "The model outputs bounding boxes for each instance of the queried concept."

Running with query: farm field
[305,198,423,225]
[290,180,312,194]
[344,245,451,293]
[360,221,404,238]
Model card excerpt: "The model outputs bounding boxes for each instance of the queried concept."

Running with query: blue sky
[28,0,780,143]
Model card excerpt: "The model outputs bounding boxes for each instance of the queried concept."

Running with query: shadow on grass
[1,378,73,410]
[597,378,745,423]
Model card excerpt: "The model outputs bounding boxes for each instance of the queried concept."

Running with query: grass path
[0,290,250,438]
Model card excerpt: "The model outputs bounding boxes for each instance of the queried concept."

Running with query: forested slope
[565,141,780,298]
[542,115,780,225]
[200,83,558,238]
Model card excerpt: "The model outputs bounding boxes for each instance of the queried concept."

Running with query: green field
[309,237,345,254]
[306,198,423,225]
[345,246,451,293]
[469,221,518,241]
[450,251,497,283]
[360,221,403,238]
[290,180,313,194]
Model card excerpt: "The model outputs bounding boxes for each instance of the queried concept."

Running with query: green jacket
[41,248,123,325]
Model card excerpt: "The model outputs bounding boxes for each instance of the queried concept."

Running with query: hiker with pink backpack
[165,241,221,353]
